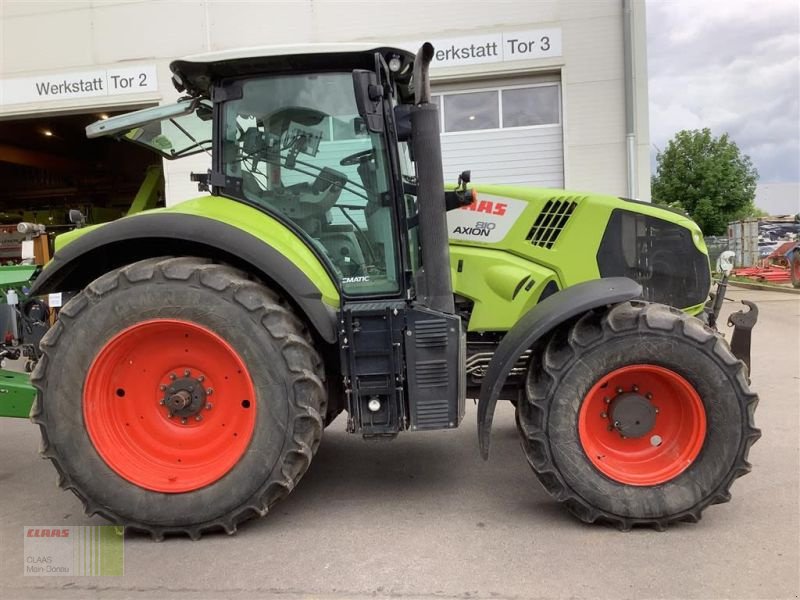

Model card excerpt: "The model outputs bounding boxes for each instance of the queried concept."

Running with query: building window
[501,85,560,127]
[433,84,561,133]
[443,90,499,132]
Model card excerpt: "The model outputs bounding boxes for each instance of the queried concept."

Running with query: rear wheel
[517,301,760,529]
[31,257,326,540]
[791,251,800,288]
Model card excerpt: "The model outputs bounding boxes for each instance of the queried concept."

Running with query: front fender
[477,277,642,458]
[30,208,340,343]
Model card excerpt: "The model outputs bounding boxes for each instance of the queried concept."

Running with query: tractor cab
[87,45,441,299]
[86,43,466,437]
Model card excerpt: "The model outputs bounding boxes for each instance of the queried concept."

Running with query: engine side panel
[450,245,559,332]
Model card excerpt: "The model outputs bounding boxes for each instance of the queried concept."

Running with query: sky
[646,0,800,184]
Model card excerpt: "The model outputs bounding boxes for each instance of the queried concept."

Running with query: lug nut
[600,412,608,418]
[654,407,659,414]
[169,373,177,380]
[632,385,639,392]
[198,375,205,382]
[206,388,214,396]
[616,387,623,394]
[195,415,203,422]
[184,369,191,377]
[159,384,166,391]
[604,397,611,404]
[205,403,213,410]
[159,399,165,405]
[645,392,653,400]
[181,418,187,425]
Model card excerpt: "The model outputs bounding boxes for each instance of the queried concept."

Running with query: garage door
[432,78,563,188]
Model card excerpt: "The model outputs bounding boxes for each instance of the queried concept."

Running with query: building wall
[0,0,651,202]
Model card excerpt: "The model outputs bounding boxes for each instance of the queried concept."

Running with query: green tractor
[25,43,759,539]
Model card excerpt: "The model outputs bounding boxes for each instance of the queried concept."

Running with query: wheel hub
[578,364,707,486]
[84,319,257,493]
[160,373,209,421]
[609,391,656,438]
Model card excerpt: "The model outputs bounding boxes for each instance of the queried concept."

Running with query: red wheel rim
[578,364,706,486]
[793,256,800,279]
[84,319,257,493]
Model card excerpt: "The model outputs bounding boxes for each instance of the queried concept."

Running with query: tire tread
[31,257,326,540]
[517,301,760,530]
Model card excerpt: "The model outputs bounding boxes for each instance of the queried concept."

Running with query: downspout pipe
[623,0,637,198]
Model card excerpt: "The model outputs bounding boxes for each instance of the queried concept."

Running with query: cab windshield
[220,73,399,296]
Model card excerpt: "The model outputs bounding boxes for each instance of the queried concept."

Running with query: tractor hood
[446,184,710,312]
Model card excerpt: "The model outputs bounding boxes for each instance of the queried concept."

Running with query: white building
[0,0,650,219]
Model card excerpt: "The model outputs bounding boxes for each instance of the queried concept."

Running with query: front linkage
[705,272,759,372]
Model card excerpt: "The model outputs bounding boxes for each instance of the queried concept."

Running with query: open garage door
[0,106,164,233]
[433,76,564,188]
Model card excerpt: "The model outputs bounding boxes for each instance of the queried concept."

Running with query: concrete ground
[1,287,798,600]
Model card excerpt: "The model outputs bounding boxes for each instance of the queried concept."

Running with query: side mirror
[68,209,86,229]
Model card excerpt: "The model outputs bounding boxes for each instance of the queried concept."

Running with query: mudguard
[29,213,339,343]
[477,277,642,458]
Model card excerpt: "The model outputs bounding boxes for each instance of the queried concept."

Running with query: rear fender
[477,277,642,458]
[29,212,340,343]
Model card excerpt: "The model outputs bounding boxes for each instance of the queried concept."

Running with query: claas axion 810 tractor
[26,43,759,539]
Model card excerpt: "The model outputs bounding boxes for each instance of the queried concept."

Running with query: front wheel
[31,257,326,540]
[791,251,800,289]
[517,301,760,529]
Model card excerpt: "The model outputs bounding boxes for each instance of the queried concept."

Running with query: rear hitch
[727,300,758,373]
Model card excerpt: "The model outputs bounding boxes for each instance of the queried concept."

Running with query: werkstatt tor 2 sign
[415,29,563,68]
[0,65,158,107]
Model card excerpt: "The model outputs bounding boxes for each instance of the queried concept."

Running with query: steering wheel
[340,149,374,166]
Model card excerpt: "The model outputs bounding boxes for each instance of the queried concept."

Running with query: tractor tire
[31,257,326,540]
[791,251,800,288]
[516,301,760,530]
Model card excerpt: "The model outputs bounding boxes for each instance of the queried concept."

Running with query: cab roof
[170,43,416,96]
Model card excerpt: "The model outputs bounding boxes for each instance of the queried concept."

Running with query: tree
[651,128,759,235]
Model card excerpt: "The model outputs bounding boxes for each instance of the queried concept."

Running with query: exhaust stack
[410,43,454,314]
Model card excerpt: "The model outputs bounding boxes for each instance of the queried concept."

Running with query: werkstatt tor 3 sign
[411,29,563,68]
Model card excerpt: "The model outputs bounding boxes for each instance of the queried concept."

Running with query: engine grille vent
[526,198,579,249]
[415,319,448,348]
[415,360,448,388]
